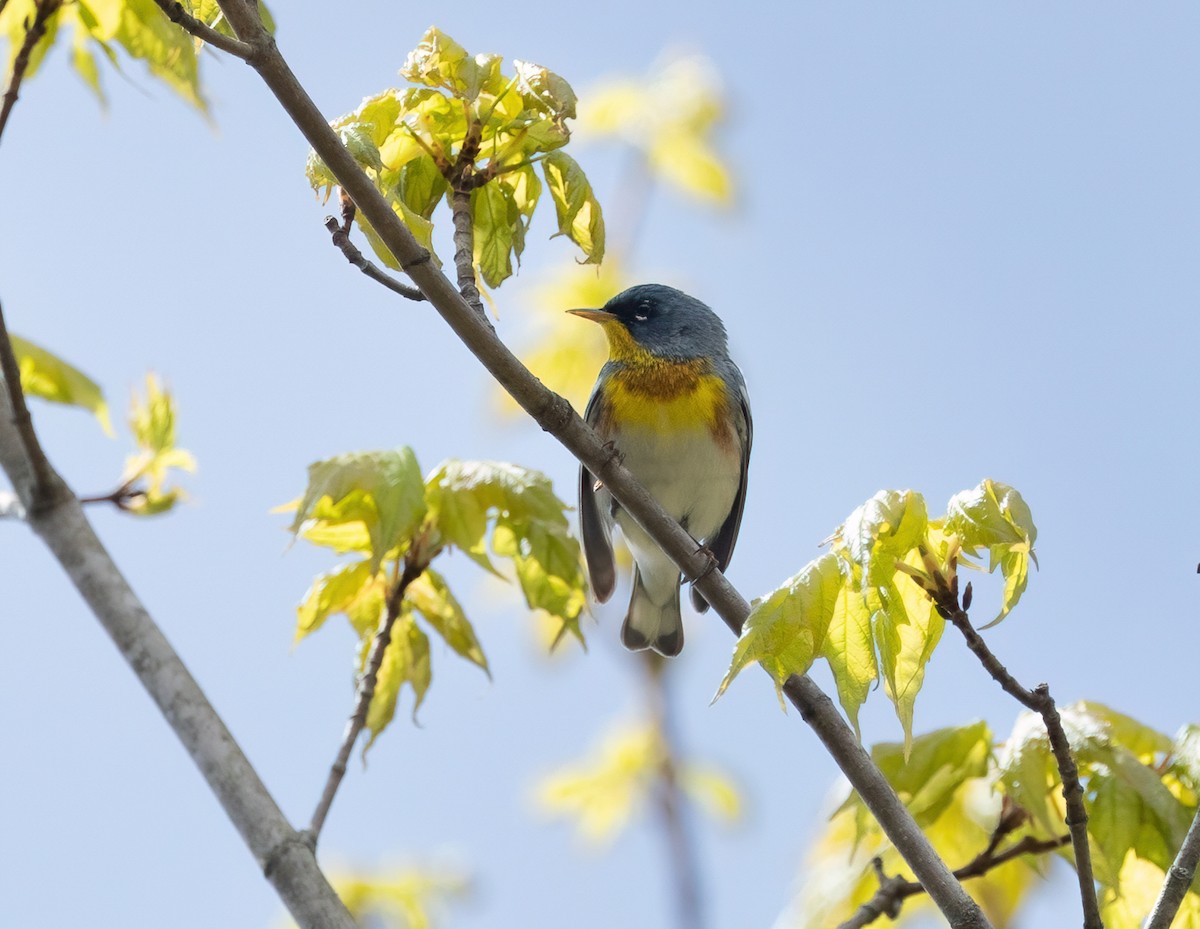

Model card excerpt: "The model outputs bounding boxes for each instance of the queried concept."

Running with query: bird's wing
[580,384,616,603]
[691,370,752,612]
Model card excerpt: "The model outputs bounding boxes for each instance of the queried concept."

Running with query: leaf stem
[306,554,426,843]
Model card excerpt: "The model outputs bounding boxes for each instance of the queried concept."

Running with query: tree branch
[150,0,254,59]
[941,587,1102,929]
[642,656,706,929]
[838,833,1072,929]
[0,0,61,147]
[0,300,59,510]
[307,554,426,843]
[324,215,427,302]
[450,187,489,326]
[1145,803,1200,929]
[163,7,997,925]
[0,361,356,929]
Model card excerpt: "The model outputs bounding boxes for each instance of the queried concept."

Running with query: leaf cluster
[286,450,587,748]
[0,0,272,110]
[305,27,604,289]
[536,720,741,845]
[788,708,1200,929]
[718,480,1038,749]
[9,337,193,514]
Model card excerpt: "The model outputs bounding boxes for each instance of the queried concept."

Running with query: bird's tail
[621,566,684,657]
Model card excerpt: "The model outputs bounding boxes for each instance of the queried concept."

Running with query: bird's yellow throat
[598,320,732,438]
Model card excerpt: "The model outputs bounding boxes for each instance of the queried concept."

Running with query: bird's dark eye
[633,301,652,322]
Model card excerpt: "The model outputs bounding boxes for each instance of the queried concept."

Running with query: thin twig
[150,0,254,59]
[307,555,425,844]
[643,655,706,929]
[1145,804,1200,929]
[0,299,59,510]
[0,0,62,147]
[323,216,427,302]
[78,479,145,511]
[837,833,1072,929]
[938,586,1103,929]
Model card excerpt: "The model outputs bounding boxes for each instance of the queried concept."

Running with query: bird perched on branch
[570,284,752,657]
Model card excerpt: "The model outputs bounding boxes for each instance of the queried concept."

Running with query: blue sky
[3,3,1199,928]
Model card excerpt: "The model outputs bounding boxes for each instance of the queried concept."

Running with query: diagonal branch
[0,300,58,510]
[0,347,356,929]
[307,554,426,843]
[169,6,997,926]
[1145,803,1200,929]
[0,0,62,147]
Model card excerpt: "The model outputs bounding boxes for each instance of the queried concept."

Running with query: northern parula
[570,284,752,657]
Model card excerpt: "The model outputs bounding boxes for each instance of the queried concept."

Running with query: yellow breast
[604,360,731,436]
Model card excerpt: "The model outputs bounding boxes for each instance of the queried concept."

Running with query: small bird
[570,284,752,657]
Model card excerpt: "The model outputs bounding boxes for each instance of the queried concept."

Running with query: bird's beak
[567,308,619,323]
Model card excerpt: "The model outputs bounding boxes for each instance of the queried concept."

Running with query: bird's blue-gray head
[571,284,728,361]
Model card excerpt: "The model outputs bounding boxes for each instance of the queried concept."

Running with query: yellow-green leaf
[542,150,605,264]
[406,568,489,675]
[8,334,112,434]
[821,580,877,735]
[364,613,431,749]
[296,559,385,643]
[716,552,842,706]
[290,448,428,573]
[945,479,1038,628]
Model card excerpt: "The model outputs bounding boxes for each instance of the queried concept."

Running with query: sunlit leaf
[121,374,196,515]
[364,613,431,748]
[542,150,605,263]
[821,580,877,735]
[537,722,661,845]
[716,552,842,706]
[321,866,469,929]
[9,334,112,434]
[406,568,489,675]
[295,559,385,642]
[945,479,1038,627]
[290,448,427,573]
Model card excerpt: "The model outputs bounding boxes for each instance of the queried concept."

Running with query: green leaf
[945,479,1038,627]
[831,489,929,591]
[875,548,946,754]
[295,559,385,642]
[364,613,431,749]
[424,460,586,643]
[861,721,992,829]
[541,150,605,264]
[536,722,661,845]
[290,449,428,573]
[1170,724,1200,793]
[355,198,439,272]
[821,580,877,734]
[399,26,480,99]
[121,374,196,516]
[326,867,469,929]
[514,60,577,121]
[406,568,489,675]
[471,180,519,288]
[394,152,449,219]
[9,334,112,434]
[716,552,842,706]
